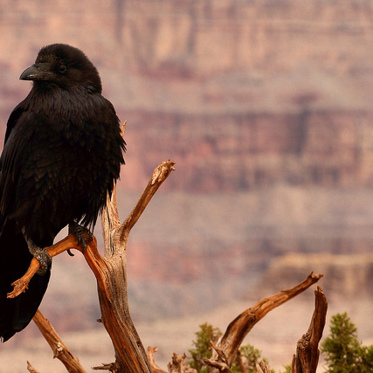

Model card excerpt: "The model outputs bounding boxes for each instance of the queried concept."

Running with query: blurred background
[0,1,373,371]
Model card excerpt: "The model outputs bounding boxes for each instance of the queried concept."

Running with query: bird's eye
[58,64,67,74]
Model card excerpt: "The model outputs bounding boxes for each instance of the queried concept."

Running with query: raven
[0,44,125,341]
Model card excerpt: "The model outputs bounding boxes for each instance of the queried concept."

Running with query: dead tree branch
[13,160,175,372]
[204,272,323,373]
[94,160,175,373]
[167,353,197,373]
[146,347,167,373]
[256,361,270,373]
[291,286,328,373]
[32,310,87,373]
[27,361,41,373]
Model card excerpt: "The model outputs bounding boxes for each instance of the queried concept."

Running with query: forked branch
[204,273,323,373]
[32,310,87,373]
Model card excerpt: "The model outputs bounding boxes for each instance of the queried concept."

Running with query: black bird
[0,44,125,341]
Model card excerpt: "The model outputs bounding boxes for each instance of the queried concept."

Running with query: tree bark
[147,347,168,373]
[32,310,87,373]
[95,160,175,373]
[291,286,328,373]
[256,361,270,373]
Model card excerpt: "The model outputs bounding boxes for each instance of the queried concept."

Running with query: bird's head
[20,44,102,93]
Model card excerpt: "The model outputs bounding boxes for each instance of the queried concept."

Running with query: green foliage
[321,312,360,372]
[188,323,222,373]
[321,312,373,373]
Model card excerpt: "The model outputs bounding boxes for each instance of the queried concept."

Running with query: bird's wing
[3,101,28,144]
[0,100,35,224]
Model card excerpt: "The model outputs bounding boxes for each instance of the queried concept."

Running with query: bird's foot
[25,238,52,276]
[68,222,93,253]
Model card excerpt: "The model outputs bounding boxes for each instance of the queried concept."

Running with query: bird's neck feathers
[28,82,93,120]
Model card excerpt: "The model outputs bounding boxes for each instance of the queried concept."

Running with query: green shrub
[321,312,373,373]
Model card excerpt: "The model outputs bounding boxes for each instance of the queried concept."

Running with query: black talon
[68,221,93,253]
[25,238,52,276]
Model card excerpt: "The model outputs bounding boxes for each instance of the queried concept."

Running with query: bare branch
[99,120,126,256]
[235,350,248,373]
[210,341,229,365]
[292,286,328,373]
[27,361,41,373]
[168,353,196,373]
[147,346,167,373]
[119,160,175,242]
[32,310,87,373]
[206,272,323,373]
[256,361,270,373]
[101,183,121,256]
[92,362,119,371]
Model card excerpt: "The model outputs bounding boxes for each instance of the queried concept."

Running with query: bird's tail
[0,220,51,341]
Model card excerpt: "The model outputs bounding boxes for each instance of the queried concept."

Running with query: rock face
[124,110,372,191]
[1,0,373,192]
[254,253,373,301]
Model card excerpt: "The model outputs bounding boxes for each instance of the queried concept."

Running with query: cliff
[0,0,373,192]
[254,253,373,301]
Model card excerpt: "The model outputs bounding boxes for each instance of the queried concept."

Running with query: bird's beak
[20,62,54,81]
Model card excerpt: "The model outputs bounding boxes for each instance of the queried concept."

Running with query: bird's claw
[26,239,52,276]
[68,222,93,253]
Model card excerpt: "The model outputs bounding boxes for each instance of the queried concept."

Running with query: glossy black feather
[0,44,125,341]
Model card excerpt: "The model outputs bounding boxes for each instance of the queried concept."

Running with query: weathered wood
[32,310,87,373]
[27,361,41,373]
[147,347,167,373]
[95,160,175,373]
[236,350,248,373]
[167,353,197,373]
[291,286,328,373]
[204,272,323,373]
[256,361,270,373]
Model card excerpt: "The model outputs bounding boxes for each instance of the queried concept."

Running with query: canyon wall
[1,0,372,192]
[124,109,373,191]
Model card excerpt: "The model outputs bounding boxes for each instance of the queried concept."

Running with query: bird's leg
[68,221,94,253]
[25,237,52,276]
